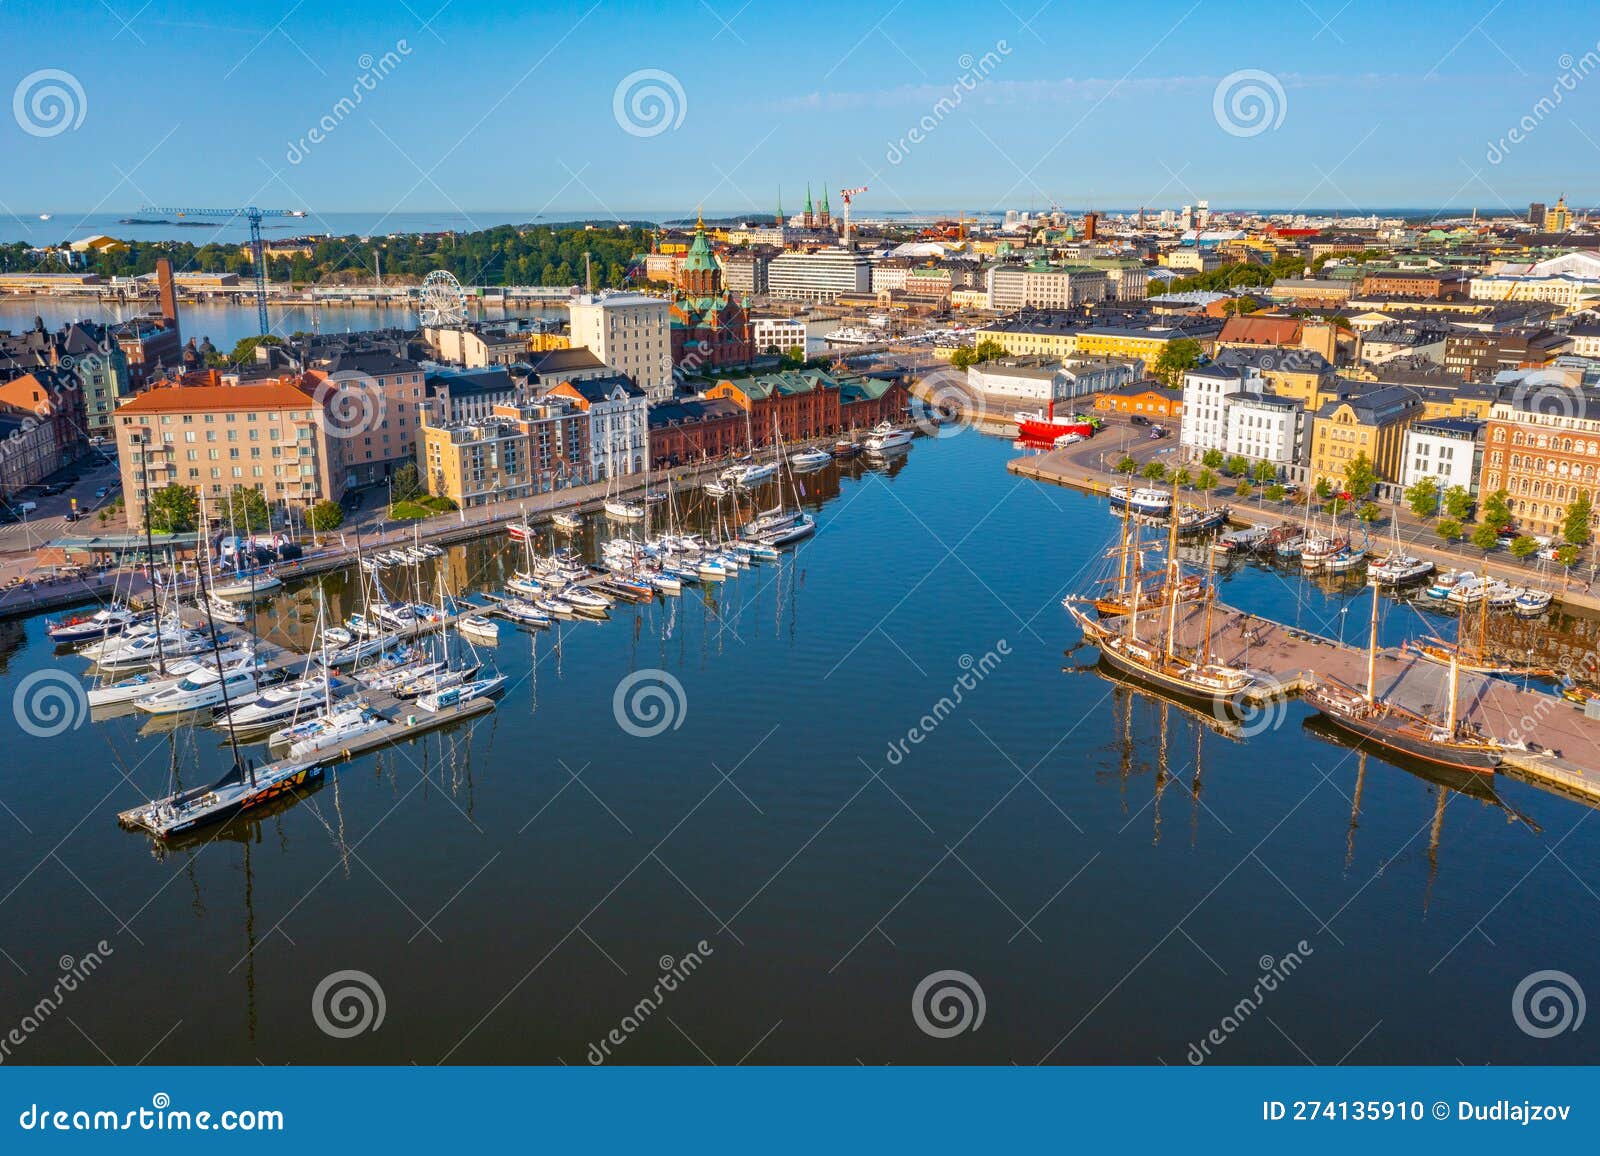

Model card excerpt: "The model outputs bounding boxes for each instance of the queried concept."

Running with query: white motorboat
[697,556,730,581]
[559,586,612,613]
[534,596,575,616]
[320,633,399,668]
[459,614,501,641]
[758,514,817,547]
[506,572,543,597]
[1368,554,1434,586]
[134,665,262,715]
[85,646,251,707]
[93,630,219,671]
[372,601,417,629]
[416,675,507,713]
[703,480,731,498]
[864,421,913,452]
[1514,588,1554,616]
[274,702,388,759]
[47,604,143,643]
[1108,486,1173,518]
[498,600,551,627]
[214,675,335,733]
[789,449,832,471]
[726,462,777,488]
[645,571,682,594]
[356,657,442,692]
[552,511,583,532]
[324,626,355,647]
[204,594,248,624]
[604,499,647,521]
[1446,577,1487,606]
[211,572,283,600]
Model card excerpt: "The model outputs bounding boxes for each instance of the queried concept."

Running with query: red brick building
[670,219,753,373]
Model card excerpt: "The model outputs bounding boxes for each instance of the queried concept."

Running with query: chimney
[155,257,181,344]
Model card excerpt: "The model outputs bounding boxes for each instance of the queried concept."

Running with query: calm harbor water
[1,433,1597,1065]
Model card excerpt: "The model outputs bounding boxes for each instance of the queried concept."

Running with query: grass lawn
[388,496,458,520]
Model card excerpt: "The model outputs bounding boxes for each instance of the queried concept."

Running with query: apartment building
[420,399,589,508]
[1223,390,1307,470]
[1481,385,1600,538]
[986,265,1109,311]
[1401,418,1483,495]
[1309,385,1423,489]
[568,292,672,399]
[1179,364,1263,456]
[112,378,339,528]
[544,374,649,479]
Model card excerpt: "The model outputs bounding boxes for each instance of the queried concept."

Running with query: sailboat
[1367,516,1434,586]
[1306,587,1504,772]
[1065,479,1255,703]
[602,434,646,520]
[1406,575,1556,680]
[1093,493,1204,617]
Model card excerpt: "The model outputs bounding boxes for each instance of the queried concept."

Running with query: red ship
[1013,401,1096,443]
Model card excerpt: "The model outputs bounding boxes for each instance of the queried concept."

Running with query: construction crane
[839,186,868,246]
[139,205,307,335]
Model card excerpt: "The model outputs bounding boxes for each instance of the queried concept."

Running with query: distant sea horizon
[0,206,1505,246]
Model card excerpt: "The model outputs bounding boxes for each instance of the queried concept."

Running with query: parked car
[1497,525,1519,539]
[1129,414,1152,427]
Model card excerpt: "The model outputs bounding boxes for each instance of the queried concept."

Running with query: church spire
[776,186,783,228]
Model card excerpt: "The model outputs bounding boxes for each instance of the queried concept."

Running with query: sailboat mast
[137,448,166,674]
[197,490,251,784]
[1116,499,1131,599]
[1446,651,1460,735]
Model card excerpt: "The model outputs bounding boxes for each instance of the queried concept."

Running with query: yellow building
[1544,196,1572,232]
[1309,385,1424,488]
[420,400,590,509]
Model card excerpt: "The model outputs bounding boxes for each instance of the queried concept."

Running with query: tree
[949,345,977,369]
[307,499,345,532]
[1115,455,1138,475]
[973,339,1006,363]
[1509,535,1539,561]
[1482,489,1513,530]
[391,462,423,502]
[1172,467,1193,489]
[1196,467,1218,491]
[1141,461,1167,481]
[1264,483,1286,503]
[1152,338,1202,387]
[1341,452,1376,500]
[1443,485,1473,521]
[1557,544,1581,572]
[146,484,196,534]
[1235,479,1253,498]
[1470,522,1500,553]
[1252,459,1276,484]
[1225,455,1250,478]
[1436,518,1463,543]
[1314,477,1333,501]
[1357,502,1382,524]
[1200,448,1225,470]
[1564,491,1593,547]
[222,486,271,534]
[1406,476,1439,520]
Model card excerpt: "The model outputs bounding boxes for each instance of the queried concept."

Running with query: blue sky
[3,0,1597,218]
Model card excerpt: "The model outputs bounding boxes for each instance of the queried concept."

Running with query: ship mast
[1446,651,1460,736]
[1365,585,1380,704]
[1163,477,1181,661]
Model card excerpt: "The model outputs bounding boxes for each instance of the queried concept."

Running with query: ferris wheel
[417,269,468,327]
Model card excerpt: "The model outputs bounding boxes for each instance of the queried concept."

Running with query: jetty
[1099,598,1600,808]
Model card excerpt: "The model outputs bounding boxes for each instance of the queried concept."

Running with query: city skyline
[4,0,1598,224]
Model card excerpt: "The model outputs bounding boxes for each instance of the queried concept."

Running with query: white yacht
[864,422,913,452]
[273,702,388,760]
[134,664,262,715]
[416,674,507,713]
[788,448,833,471]
[214,675,335,733]
[458,614,500,641]
[87,646,256,707]
[604,499,647,521]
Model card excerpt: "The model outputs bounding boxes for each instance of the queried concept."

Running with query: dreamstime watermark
[1512,969,1585,1038]
[0,363,82,477]
[13,69,86,137]
[310,370,386,440]
[0,942,113,1063]
[1486,45,1600,164]
[883,641,1009,766]
[612,69,687,137]
[1509,368,1587,421]
[613,668,687,737]
[311,969,386,1038]
[1212,69,1287,138]
[910,366,987,439]
[912,969,986,1038]
[586,940,714,1063]
[884,41,1011,165]
[13,669,89,739]
[17,1094,283,1133]
[1210,672,1288,737]
[285,42,412,164]
[1186,941,1313,1063]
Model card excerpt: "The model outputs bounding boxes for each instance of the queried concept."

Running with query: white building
[1569,320,1600,359]
[750,315,808,356]
[548,373,650,479]
[1402,418,1483,494]
[1180,363,1263,457]
[1468,273,1600,311]
[967,356,1136,404]
[986,265,1109,311]
[567,292,672,400]
[767,249,871,303]
[1107,266,1150,301]
[1223,390,1306,470]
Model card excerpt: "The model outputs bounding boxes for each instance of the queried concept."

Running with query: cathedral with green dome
[669,214,754,373]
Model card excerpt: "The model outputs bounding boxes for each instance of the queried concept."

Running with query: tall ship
[1065,480,1255,704]
[1304,588,1505,773]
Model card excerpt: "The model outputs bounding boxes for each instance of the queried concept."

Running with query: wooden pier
[1103,599,1600,807]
